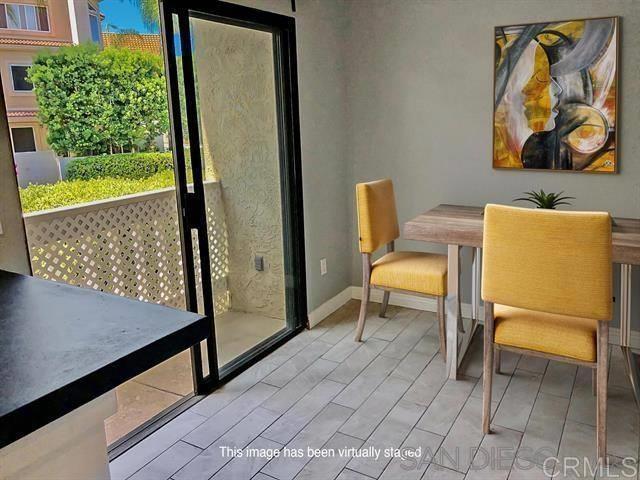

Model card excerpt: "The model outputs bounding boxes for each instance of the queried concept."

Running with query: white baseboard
[308,285,640,350]
[350,285,478,319]
[307,287,353,328]
[610,327,640,348]
[350,285,439,312]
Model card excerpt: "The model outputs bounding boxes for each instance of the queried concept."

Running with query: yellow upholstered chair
[481,204,612,462]
[354,179,448,354]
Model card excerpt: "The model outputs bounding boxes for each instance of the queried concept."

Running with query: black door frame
[159,0,307,395]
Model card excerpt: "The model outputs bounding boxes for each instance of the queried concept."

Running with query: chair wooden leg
[354,254,371,342]
[596,321,609,464]
[494,349,501,374]
[592,368,597,397]
[437,296,446,360]
[380,290,390,318]
[483,302,494,434]
[355,286,369,342]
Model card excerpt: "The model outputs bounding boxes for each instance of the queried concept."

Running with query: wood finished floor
[109,300,640,480]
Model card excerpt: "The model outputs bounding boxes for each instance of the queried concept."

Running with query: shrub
[20,170,175,213]
[66,152,174,181]
[28,43,169,156]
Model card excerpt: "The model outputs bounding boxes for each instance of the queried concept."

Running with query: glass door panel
[189,18,286,368]
[161,1,306,383]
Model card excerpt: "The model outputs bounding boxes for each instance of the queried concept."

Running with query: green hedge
[65,152,174,181]
[20,170,175,213]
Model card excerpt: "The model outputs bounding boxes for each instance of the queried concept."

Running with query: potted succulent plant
[514,190,575,209]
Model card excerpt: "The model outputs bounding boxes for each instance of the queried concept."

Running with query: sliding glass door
[160,0,306,390]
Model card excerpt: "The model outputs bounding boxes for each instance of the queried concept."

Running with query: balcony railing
[23,181,230,314]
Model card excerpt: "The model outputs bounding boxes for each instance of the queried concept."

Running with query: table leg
[620,264,631,348]
[472,247,481,327]
[446,245,481,380]
[446,245,461,379]
[620,264,640,409]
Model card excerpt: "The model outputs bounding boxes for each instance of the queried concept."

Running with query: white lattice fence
[23,181,230,314]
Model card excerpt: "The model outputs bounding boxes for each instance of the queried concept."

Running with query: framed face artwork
[493,17,619,172]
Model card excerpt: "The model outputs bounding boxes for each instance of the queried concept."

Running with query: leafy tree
[28,44,108,155]
[100,47,169,152]
[28,43,168,156]
[127,0,160,30]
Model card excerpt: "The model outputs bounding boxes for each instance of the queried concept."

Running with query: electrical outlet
[255,255,264,272]
[320,258,327,276]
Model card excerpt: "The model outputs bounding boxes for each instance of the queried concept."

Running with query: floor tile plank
[509,458,553,479]
[262,379,346,445]
[517,392,569,467]
[540,362,577,400]
[210,436,283,480]
[128,441,201,480]
[294,432,363,480]
[493,369,543,433]
[260,403,354,480]
[332,354,400,409]
[433,396,488,474]
[380,312,435,360]
[110,411,207,480]
[335,468,375,480]
[263,342,334,388]
[191,362,281,418]
[262,359,339,414]
[402,353,448,407]
[517,356,549,375]
[421,463,465,479]
[371,308,420,342]
[466,426,522,480]
[183,383,278,449]
[346,400,428,478]
[416,376,476,436]
[174,408,280,480]
[391,350,437,382]
[378,427,443,480]
[339,376,412,440]
[326,338,389,385]
[566,368,596,427]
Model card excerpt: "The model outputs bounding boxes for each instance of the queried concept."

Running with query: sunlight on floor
[105,311,285,444]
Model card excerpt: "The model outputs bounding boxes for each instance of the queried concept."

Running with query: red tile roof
[101,33,162,55]
[0,38,72,47]
[7,110,38,118]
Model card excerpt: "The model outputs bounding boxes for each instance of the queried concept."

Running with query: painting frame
[492,16,620,174]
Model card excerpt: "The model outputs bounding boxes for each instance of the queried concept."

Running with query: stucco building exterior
[0,0,102,153]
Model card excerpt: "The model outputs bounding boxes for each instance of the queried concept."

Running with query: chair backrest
[356,179,400,254]
[482,204,612,320]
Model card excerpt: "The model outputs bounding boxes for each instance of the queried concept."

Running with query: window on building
[89,5,101,43]
[0,3,49,31]
[11,127,36,153]
[10,65,32,91]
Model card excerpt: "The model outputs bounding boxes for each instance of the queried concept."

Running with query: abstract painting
[493,17,618,172]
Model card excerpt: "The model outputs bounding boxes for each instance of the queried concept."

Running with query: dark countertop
[0,270,209,449]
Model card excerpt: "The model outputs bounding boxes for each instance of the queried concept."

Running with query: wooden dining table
[404,204,640,399]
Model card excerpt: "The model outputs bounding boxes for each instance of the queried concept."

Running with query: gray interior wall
[294,0,350,312]
[0,74,30,275]
[345,0,640,329]
[229,0,352,312]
